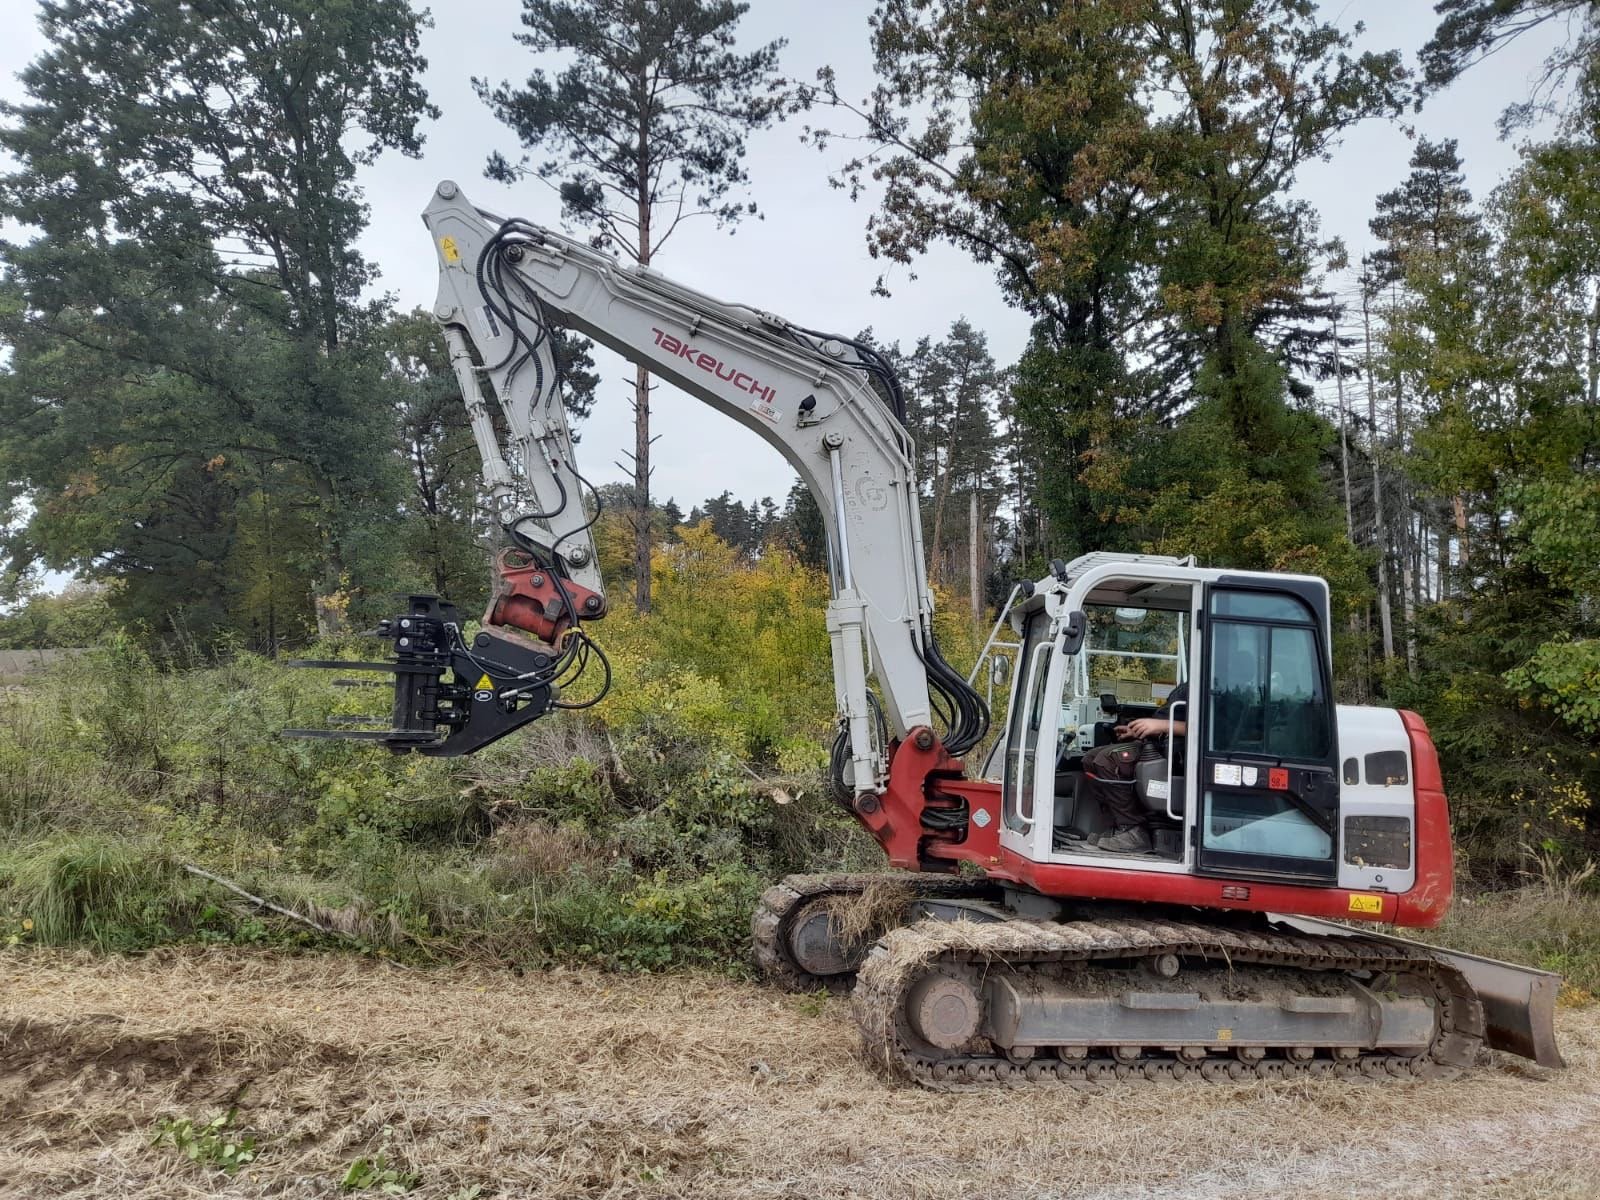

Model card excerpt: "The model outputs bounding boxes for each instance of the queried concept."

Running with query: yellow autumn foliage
[597,521,835,766]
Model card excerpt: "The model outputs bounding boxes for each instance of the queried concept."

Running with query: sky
[0,1,1570,520]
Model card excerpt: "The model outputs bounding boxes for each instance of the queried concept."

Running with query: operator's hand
[1120,717,1171,740]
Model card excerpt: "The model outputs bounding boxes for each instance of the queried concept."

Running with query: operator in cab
[1082,683,1187,855]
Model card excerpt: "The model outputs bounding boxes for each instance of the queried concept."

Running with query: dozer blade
[1277,915,1564,1068]
[283,594,559,757]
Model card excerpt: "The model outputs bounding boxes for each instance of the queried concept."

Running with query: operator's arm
[1116,682,1188,740]
[1120,716,1186,739]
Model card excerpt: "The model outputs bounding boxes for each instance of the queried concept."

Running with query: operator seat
[1134,737,1184,817]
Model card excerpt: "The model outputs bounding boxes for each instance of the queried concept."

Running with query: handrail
[967,583,1023,686]
[1164,699,1187,823]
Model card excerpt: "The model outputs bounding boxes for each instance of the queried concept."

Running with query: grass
[1426,859,1600,1000]
[0,648,869,971]
[1,835,196,950]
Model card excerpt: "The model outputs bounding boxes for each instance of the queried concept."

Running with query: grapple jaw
[284,594,558,757]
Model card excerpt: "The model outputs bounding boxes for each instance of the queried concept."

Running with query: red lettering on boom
[649,327,778,407]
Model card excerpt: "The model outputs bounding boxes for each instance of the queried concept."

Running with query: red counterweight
[486,547,607,645]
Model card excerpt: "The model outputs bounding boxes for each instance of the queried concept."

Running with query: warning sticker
[475,674,493,690]
[439,235,461,263]
[1347,894,1384,915]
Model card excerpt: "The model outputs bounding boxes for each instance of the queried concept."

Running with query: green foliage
[1506,640,1600,737]
[150,1108,259,1176]
[0,582,117,649]
[341,1148,418,1194]
[0,532,868,968]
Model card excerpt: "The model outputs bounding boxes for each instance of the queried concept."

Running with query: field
[2,949,1597,1200]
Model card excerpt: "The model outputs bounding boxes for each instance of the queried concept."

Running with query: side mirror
[1062,609,1087,654]
[989,655,1012,686]
[1099,692,1120,716]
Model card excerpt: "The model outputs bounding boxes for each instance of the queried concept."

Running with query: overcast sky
[0,1,1567,516]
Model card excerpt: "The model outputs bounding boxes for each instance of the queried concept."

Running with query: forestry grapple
[290,180,1563,1085]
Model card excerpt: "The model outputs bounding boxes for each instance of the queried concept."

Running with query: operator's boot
[1097,825,1153,854]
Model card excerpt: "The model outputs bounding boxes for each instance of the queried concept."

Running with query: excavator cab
[1000,555,1362,890]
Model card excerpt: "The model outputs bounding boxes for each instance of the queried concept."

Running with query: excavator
[292,179,1563,1086]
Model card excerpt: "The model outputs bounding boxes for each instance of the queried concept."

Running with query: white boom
[422,180,987,795]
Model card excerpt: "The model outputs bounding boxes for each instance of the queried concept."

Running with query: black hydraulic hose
[914,628,990,757]
[793,324,908,427]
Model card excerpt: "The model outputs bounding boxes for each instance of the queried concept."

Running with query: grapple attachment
[284,594,558,757]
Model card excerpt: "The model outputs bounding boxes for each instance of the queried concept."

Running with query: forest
[0,0,1597,979]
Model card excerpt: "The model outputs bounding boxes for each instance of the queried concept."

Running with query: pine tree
[478,0,789,614]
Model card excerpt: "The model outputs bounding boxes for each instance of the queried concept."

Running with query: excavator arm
[292,180,987,791]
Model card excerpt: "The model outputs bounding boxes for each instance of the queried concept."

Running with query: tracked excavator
[292,179,1563,1086]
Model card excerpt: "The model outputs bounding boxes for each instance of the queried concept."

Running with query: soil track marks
[0,949,1596,1198]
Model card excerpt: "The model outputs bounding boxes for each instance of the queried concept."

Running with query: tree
[378,311,492,614]
[1366,139,1491,631]
[0,581,117,650]
[1420,0,1600,132]
[1145,2,1407,406]
[1380,113,1600,863]
[478,0,789,614]
[814,3,1404,580]
[0,271,330,648]
[904,321,1003,599]
[0,0,438,636]
[806,1,1156,557]
[772,480,827,570]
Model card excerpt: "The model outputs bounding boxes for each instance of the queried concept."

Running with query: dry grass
[825,878,916,945]
[0,949,1596,1199]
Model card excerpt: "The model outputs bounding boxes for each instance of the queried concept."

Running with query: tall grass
[0,644,863,968]
[1,834,192,949]
[1426,857,1600,997]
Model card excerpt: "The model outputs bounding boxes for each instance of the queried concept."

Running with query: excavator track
[751,872,999,994]
[852,916,1487,1089]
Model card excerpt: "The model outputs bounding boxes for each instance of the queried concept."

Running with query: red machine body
[853,712,1453,930]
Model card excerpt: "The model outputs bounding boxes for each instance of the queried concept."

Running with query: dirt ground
[1,949,1596,1200]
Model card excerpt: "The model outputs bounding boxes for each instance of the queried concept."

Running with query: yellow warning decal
[474,673,492,690]
[1347,893,1383,915]
[1216,1028,1233,1042]
[440,235,461,263]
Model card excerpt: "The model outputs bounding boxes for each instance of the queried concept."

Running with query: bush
[0,591,864,969]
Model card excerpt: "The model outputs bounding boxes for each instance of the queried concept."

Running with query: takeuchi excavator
[293,180,1563,1086]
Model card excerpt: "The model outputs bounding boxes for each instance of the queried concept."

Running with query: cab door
[1195,584,1340,883]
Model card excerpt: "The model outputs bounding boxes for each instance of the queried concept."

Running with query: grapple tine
[282,594,560,756]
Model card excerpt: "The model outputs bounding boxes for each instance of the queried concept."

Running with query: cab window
[1206,594,1329,762]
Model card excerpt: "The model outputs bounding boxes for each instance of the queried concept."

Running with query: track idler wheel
[906,971,983,1051]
